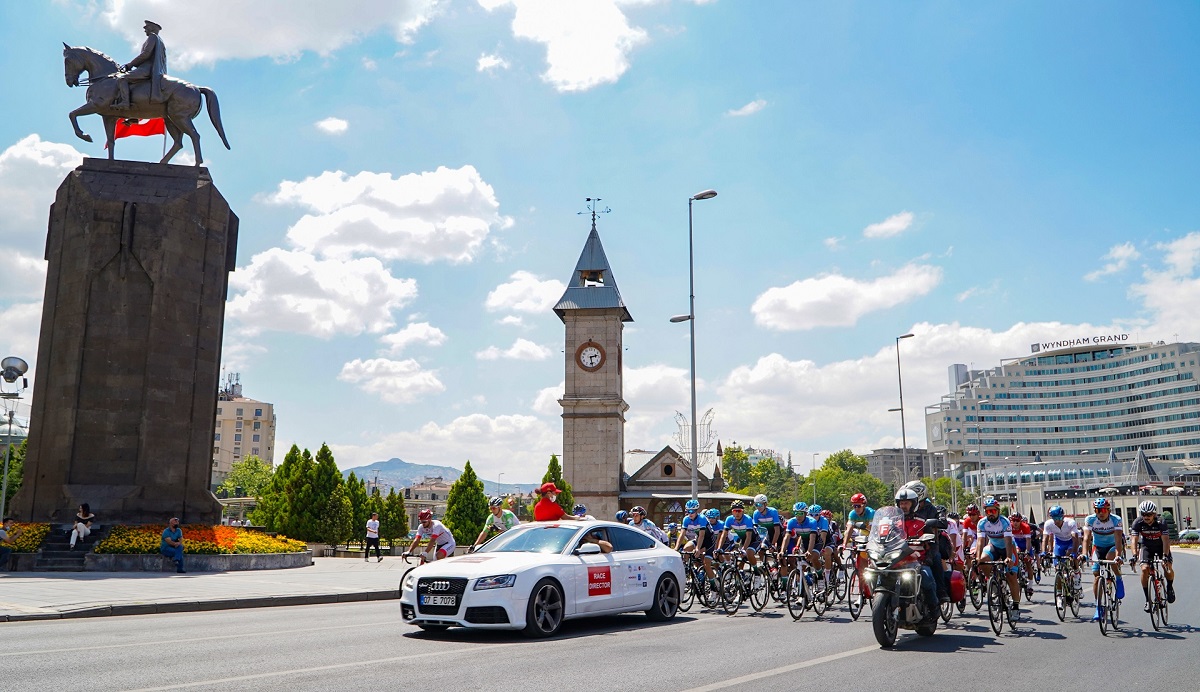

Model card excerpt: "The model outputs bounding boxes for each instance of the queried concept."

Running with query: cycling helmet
[966,503,980,515]
[807,505,822,517]
[705,508,721,520]
[489,496,504,508]
[1093,497,1111,511]
[1009,512,1022,522]
[820,509,832,518]
[753,493,769,506]
[902,480,927,501]
[685,499,700,512]
[982,496,999,509]
[850,493,867,505]
[1048,506,1065,520]
[631,505,647,516]
[948,512,961,521]
[895,487,919,508]
[418,509,433,521]
[615,510,629,523]
[666,522,679,531]
[1139,500,1158,515]
[936,505,948,517]
[793,502,806,514]
[730,500,745,510]
[573,504,588,516]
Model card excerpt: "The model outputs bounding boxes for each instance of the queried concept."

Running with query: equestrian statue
[63,20,230,165]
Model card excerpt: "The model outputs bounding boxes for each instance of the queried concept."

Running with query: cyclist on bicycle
[616,510,630,524]
[780,501,811,580]
[821,509,841,554]
[1041,505,1080,578]
[679,505,721,589]
[718,500,760,568]
[752,494,785,554]
[629,506,669,543]
[843,493,874,548]
[974,497,1023,611]
[472,496,520,550]
[1131,500,1175,611]
[806,505,835,584]
[408,509,456,561]
[1083,496,1127,622]
[962,504,980,572]
[1009,512,1035,595]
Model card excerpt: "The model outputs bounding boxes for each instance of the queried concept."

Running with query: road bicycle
[964,559,985,611]
[841,543,869,621]
[1095,559,1123,636]
[785,554,831,620]
[679,551,720,612]
[980,559,1019,635]
[1146,556,1170,631]
[1052,555,1083,621]
[716,548,769,614]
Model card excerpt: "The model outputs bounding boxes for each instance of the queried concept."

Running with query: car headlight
[403,573,417,591]
[473,574,517,590]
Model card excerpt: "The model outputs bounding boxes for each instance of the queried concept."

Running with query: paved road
[4,553,1197,691]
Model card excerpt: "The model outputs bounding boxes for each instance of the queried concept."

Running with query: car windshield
[476,524,579,554]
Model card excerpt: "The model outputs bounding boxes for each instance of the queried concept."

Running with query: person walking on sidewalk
[160,517,185,573]
[365,512,383,562]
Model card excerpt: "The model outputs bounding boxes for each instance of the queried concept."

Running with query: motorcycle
[863,506,941,647]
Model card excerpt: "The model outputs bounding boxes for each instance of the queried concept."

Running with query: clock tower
[553,218,632,522]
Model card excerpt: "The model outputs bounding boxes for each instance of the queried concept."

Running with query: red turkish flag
[104,118,166,148]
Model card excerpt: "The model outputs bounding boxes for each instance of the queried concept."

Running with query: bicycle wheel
[680,569,696,612]
[1053,572,1067,622]
[1149,576,1162,631]
[986,577,1005,635]
[786,570,807,621]
[847,570,863,621]
[1159,576,1169,626]
[719,565,741,615]
[1069,569,1082,619]
[810,570,829,617]
[748,566,768,612]
[1098,576,1110,636]
[834,566,850,602]
[1006,588,1019,631]
[968,568,983,611]
[1109,580,1120,631]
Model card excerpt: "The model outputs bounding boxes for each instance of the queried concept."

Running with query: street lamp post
[894,334,915,479]
[0,356,30,521]
[672,188,717,504]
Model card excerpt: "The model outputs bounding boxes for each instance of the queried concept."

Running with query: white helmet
[894,487,919,509]
[902,480,927,501]
[753,493,769,506]
[1139,500,1158,515]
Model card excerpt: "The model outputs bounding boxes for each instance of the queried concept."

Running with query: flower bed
[8,523,50,552]
[94,525,306,555]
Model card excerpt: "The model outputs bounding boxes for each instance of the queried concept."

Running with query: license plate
[421,595,456,606]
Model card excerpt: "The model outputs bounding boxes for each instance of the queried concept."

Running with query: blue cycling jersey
[1085,513,1122,549]
[681,514,709,540]
[752,507,783,538]
[977,516,1012,549]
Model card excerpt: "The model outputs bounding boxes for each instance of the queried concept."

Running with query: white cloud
[956,287,979,302]
[316,117,349,135]
[863,211,915,239]
[498,315,525,327]
[1130,232,1200,334]
[726,99,767,117]
[0,135,83,256]
[103,1,440,68]
[227,248,418,338]
[823,236,843,251]
[751,264,943,331]
[362,57,378,70]
[477,53,510,72]
[0,301,43,369]
[328,412,559,479]
[267,166,511,264]
[532,381,564,416]
[477,338,553,361]
[1084,241,1140,281]
[379,322,446,355]
[485,270,565,313]
[478,0,648,92]
[339,357,445,404]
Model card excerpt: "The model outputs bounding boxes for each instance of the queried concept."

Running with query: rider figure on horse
[113,20,166,110]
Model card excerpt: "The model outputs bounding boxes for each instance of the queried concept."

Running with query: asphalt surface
[2,552,1196,691]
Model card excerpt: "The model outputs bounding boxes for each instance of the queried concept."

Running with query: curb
[1,589,398,623]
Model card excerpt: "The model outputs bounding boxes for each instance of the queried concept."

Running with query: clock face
[575,342,605,371]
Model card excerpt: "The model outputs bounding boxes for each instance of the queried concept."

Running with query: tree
[3,439,26,511]
[281,448,318,541]
[541,454,574,515]
[722,445,751,490]
[921,476,975,513]
[218,454,272,498]
[251,444,301,531]
[443,460,488,544]
[823,449,868,475]
[379,487,408,548]
[346,472,369,548]
[320,484,353,547]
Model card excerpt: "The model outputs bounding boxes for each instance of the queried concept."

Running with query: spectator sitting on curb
[0,517,23,570]
[160,517,185,573]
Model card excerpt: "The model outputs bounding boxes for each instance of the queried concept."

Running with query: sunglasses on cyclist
[851,503,864,508]
[731,508,744,512]
[1141,511,1156,517]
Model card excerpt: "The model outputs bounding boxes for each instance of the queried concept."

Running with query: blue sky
[3,1,1200,482]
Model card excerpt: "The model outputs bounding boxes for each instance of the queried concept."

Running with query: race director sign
[1030,334,1129,353]
[588,567,611,596]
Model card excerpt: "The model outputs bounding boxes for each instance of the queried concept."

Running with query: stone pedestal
[11,158,237,525]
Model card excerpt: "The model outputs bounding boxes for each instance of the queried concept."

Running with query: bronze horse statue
[63,44,229,165]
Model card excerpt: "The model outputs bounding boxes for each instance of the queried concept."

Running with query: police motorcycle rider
[902,480,950,604]
[865,487,943,645]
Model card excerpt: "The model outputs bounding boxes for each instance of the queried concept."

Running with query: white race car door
[607,525,660,609]
[573,527,622,614]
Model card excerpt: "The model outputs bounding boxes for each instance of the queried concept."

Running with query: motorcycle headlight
[402,573,417,591]
[901,571,914,581]
[474,574,517,590]
[863,568,877,583]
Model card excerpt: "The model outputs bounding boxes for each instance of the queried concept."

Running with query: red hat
[539,482,560,494]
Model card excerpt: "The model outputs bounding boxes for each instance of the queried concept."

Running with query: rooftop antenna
[577,197,611,230]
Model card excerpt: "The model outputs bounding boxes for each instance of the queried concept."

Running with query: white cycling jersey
[1043,518,1079,543]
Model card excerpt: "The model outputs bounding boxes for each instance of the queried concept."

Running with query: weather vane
[577,197,611,230]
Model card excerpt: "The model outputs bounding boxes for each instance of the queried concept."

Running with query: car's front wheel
[646,574,680,621]
[523,578,564,638]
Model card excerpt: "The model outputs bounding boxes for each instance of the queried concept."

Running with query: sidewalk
[0,557,405,622]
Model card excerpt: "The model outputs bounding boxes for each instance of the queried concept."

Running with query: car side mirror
[576,543,602,555]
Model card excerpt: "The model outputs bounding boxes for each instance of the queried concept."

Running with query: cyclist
[780,501,811,580]
[1083,497,1127,622]
[843,493,875,548]
[573,503,595,520]
[718,500,760,568]
[1009,512,1035,597]
[615,510,630,524]
[629,506,668,543]
[1041,505,1080,576]
[974,497,1023,611]
[947,512,965,566]
[1130,500,1175,611]
[752,494,785,554]
[679,505,721,589]
[472,496,520,549]
[408,509,456,561]
[806,505,835,584]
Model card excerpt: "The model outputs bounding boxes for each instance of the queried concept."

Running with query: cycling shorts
[1091,545,1118,574]
[1137,545,1166,565]
[981,544,1018,574]
[1052,538,1075,559]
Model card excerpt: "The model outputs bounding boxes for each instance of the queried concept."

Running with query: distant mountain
[341,458,539,496]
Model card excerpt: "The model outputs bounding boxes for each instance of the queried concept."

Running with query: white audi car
[399,520,684,637]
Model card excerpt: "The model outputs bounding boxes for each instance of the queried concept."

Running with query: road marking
[681,644,878,691]
[124,644,521,691]
[0,619,396,658]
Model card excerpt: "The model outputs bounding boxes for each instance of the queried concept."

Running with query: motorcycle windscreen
[867,505,909,557]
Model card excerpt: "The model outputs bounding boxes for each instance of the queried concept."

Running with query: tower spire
[578,197,611,231]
